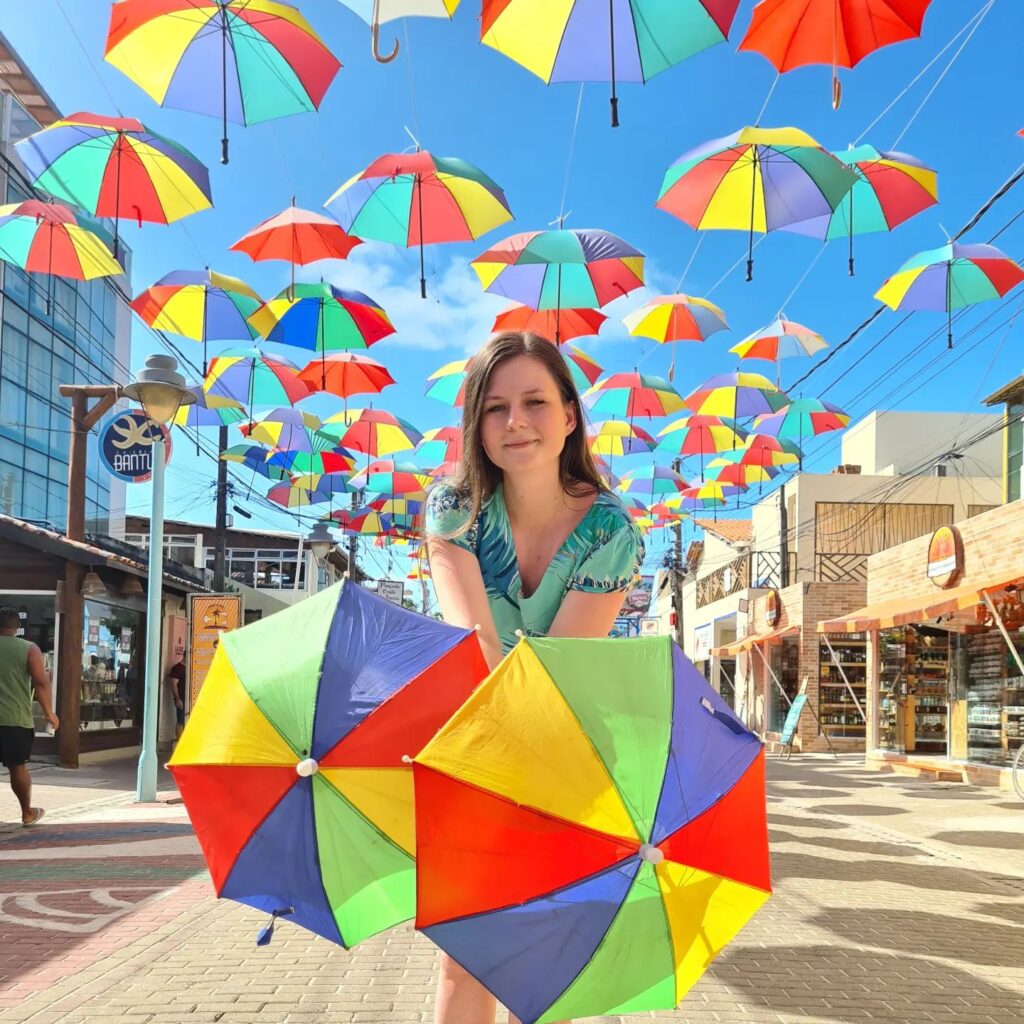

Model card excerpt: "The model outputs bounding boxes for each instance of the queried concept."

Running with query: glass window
[47,482,67,527]
[28,278,52,325]
[25,395,50,454]
[24,446,49,477]
[768,637,800,733]
[0,379,27,440]
[81,601,144,732]
[28,340,52,395]
[1,320,28,386]
[1008,404,1023,504]
[3,265,30,308]
[818,634,867,739]
[0,460,22,517]
[21,471,48,523]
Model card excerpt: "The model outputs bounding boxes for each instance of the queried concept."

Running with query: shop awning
[710,625,798,656]
[817,571,1024,634]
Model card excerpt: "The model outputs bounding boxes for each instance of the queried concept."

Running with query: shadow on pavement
[931,830,1024,850]
[768,812,850,831]
[770,828,919,859]
[972,900,1024,923]
[806,802,908,817]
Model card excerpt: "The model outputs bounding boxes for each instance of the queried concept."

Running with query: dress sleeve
[570,506,645,594]
[424,483,478,553]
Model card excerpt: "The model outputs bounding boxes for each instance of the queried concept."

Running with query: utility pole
[347,492,358,581]
[671,457,685,648]
[213,424,228,591]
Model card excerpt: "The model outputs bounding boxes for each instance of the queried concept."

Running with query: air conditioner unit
[933,464,948,477]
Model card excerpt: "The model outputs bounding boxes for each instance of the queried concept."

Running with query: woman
[425,331,645,1024]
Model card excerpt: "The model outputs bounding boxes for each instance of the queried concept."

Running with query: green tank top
[0,635,33,729]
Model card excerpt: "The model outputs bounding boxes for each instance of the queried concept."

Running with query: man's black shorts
[0,725,33,768]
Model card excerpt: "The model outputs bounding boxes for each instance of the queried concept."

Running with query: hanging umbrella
[297,352,395,409]
[413,634,769,1024]
[415,426,463,472]
[336,1,461,63]
[204,347,312,409]
[480,1,741,126]
[593,455,622,490]
[425,358,473,407]
[104,0,341,164]
[240,409,326,452]
[740,433,803,467]
[729,317,827,386]
[370,496,425,518]
[780,145,937,274]
[656,414,748,480]
[318,408,423,458]
[753,397,850,438]
[267,473,352,508]
[267,448,357,477]
[221,444,293,481]
[326,151,513,298]
[492,302,606,345]
[623,294,728,343]
[0,200,121,287]
[678,480,745,508]
[173,386,247,429]
[563,345,603,392]
[583,372,685,420]
[617,464,690,500]
[328,506,394,535]
[874,242,1024,348]
[648,500,689,524]
[169,580,488,947]
[132,269,262,372]
[588,421,656,458]
[656,126,858,281]
[706,453,780,487]
[15,112,212,258]
[472,229,645,311]
[351,460,433,498]
[739,0,934,108]
[407,564,431,581]
[684,372,789,418]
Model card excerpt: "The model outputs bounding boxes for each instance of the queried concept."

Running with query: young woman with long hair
[425,330,645,1024]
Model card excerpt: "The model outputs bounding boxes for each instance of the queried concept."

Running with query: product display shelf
[964,631,1008,765]
[907,628,949,752]
[819,634,867,739]
[878,629,907,753]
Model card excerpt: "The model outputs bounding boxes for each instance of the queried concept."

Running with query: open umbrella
[874,242,1024,348]
[15,112,213,258]
[588,420,657,458]
[739,0,934,108]
[327,506,394,535]
[583,372,685,420]
[318,408,423,458]
[414,634,770,1024]
[684,372,788,419]
[753,397,849,466]
[492,303,606,345]
[169,580,488,947]
[221,444,292,481]
[297,352,395,410]
[337,0,461,63]
[623,294,728,343]
[740,433,803,467]
[706,452,780,487]
[267,473,352,508]
[173,386,247,429]
[350,460,433,499]
[204,347,311,410]
[425,358,473,407]
[480,0,741,126]
[618,464,690,500]
[564,345,603,392]
[729,318,827,385]
[267,448,358,477]
[104,0,341,164]
[326,151,512,298]
[240,408,325,452]
[415,426,463,473]
[656,414,748,479]
[656,126,858,280]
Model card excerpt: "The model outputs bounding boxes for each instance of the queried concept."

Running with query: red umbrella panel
[492,303,607,345]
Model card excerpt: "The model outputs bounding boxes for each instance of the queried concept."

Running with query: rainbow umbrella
[623,294,728,343]
[678,480,744,509]
[781,146,938,273]
[337,1,461,63]
[752,397,850,440]
[415,427,463,472]
[0,200,121,285]
[684,372,788,418]
[169,580,488,947]
[564,345,602,392]
[492,303,606,345]
[656,414,748,480]
[326,150,512,298]
[370,496,425,518]
[204,347,311,409]
[318,408,423,458]
[104,0,341,164]
[588,421,656,458]
[297,352,395,409]
[874,242,1024,348]
[328,506,394,535]
[267,473,352,508]
[593,455,622,490]
[740,433,803,467]
[425,359,472,407]
[221,444,292,481]
[132,269,262,371]
[583,372,685,420]
[729,318,827,386]
[480,1,740,126]
[656,126,857,280]
[414,634,770,1024]
[241,409,326,452]
[407,564,431,581]
[351,460,433,498]
[473,229,645,311]
[648,500,689,524]
[15,112,212,258]
[173,386,247,429]
[267,448,357,477]
[706,452,780,487]
[618,464,689,500]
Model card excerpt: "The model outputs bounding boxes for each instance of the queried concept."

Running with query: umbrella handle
[371,3,399,64]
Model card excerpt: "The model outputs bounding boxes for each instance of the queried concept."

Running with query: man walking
[0,607,59,825]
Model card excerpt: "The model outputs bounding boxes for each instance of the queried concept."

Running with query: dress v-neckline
[496,485,601,601]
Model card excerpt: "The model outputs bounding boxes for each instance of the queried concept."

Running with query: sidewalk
[1,754,1023,1024]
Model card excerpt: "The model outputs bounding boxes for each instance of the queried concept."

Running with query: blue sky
[8,0,1024,587]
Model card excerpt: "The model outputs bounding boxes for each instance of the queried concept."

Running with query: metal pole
[214,424,228,591]
[136,436,165,802]
[821,633,867,721]
[671,457,684,647]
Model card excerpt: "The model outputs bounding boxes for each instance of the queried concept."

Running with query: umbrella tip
[296,758,319,777]
[473,622,482,632]
[514,629,525,639]
[401,754,413,765]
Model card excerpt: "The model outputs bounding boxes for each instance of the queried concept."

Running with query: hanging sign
[98,408,172,483]
[765,589,780,626]
[187,594,242,706]
[926,525,963,588]
[376,580,405,606]
[693,623,713,661]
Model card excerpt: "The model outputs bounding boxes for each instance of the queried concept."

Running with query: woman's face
[479,354,576,476]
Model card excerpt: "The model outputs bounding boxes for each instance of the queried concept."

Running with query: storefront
[818,499,1024,787]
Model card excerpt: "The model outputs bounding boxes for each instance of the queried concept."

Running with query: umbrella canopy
[656,126,858,280]
[169,580,488,947]
[15,112,212,257]
[492,303,606,345]
[318,408,423,457]
[740,433,803,467]
[240,408,325,452]
[267,472,352,508]
[472,229,645,311]
[656,414,747,456]
[563,345,602,392]
[337,1,461,63]
[221,444,293,480]
[173,386,247,429]
[739,0,933,107]
[618,464,690,499]
[267,447,357,476]
[781,145,938,273]
[425,358,472,407]
[874,242,1024,347]
[415,426,464,472]
[588,420,656,458]
[623,293,728,343]
[679,480,745,506]
[326,150,512,298]
[752,397,850,441]
[351,460,433,498]
[297,352,395,404]
[684,372,788,418]
[729,318,828,365]
[480,0,740,126]
[328,506,394,535]
[414,634,769,1024]
[104,0,341,164]
[0,200,121,282]
[706,453,780,487]
[204,347,311,408]
[584,372,685,419]
[593,455,622,490]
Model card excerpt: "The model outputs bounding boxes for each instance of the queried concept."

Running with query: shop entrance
[878,625,951,757]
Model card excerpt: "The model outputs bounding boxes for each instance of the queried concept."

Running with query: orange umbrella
[491,303,606,345]
[298,351,394,409]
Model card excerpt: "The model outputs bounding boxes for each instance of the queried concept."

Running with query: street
[1,756,1022,1024]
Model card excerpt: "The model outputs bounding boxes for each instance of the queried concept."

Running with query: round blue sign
[98,408,172,483]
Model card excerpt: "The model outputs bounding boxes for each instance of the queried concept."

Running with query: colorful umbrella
[173,386,247,429]
[241,408,325,452]
[15,112,212,258]
[204,347,311,409]
[492,303,606,345]
[0,200,120,285]
[679,480,745,506]
[480,1,740,126]
[588,420,656,458]
[656,414,748,479]
[740,433,803,467]
[730,318,827,385]
[656,126,858,280]
[337,0,461,63]
[425,358,472,407]
[267,473,352,508]
[369,496,425,518]
[132,269,262,371]
[351,460,433,498]
[325,150,513,298]
[415,426,464,472]
[706,452,780,487]
[407,564,431,581]
[104,0,341,164]
[327,506,394,535]
[472,229,645,312]
[221,444,292,480]
[297,352,395,408]
[413,634,770,1023]
[618,464,690,499]
[752,397,850,443]
[318,408,423,458]
[564,345,603,393]
[739,0,934,108]
[684,372,788,418]
[623,294,728,343]
[267,448,357,477]
[874,242,1024,347]
[781,146,938,274]
[593,455,622,491]
[169,580,488,947]
[583,372,685,420]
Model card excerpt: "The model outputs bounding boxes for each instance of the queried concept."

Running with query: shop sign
[765,589,780,626]
[779,694,808,746]
[98,409,172,483]
[187,594,242,706]
[119,627,132,652]
[926,525,963,588]
[376,580,405,606]
[640,617,660,637]
[610,617,640,639]
[693,623,713,661]
[88,622,99,644]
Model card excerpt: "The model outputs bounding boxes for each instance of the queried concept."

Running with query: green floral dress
[425,482,645,654]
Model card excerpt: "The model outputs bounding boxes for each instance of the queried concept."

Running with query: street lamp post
[123,355,193,803]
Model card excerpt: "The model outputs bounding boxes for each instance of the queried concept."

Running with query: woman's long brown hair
[443,331,607,531]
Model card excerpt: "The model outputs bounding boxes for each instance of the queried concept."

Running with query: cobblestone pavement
[1,755,1022,1024]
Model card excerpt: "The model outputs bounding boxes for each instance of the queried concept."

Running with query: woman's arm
[427,538,504,672]
[547,588,629,640]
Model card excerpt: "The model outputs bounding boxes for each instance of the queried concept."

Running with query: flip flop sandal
[22,807,45,827]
